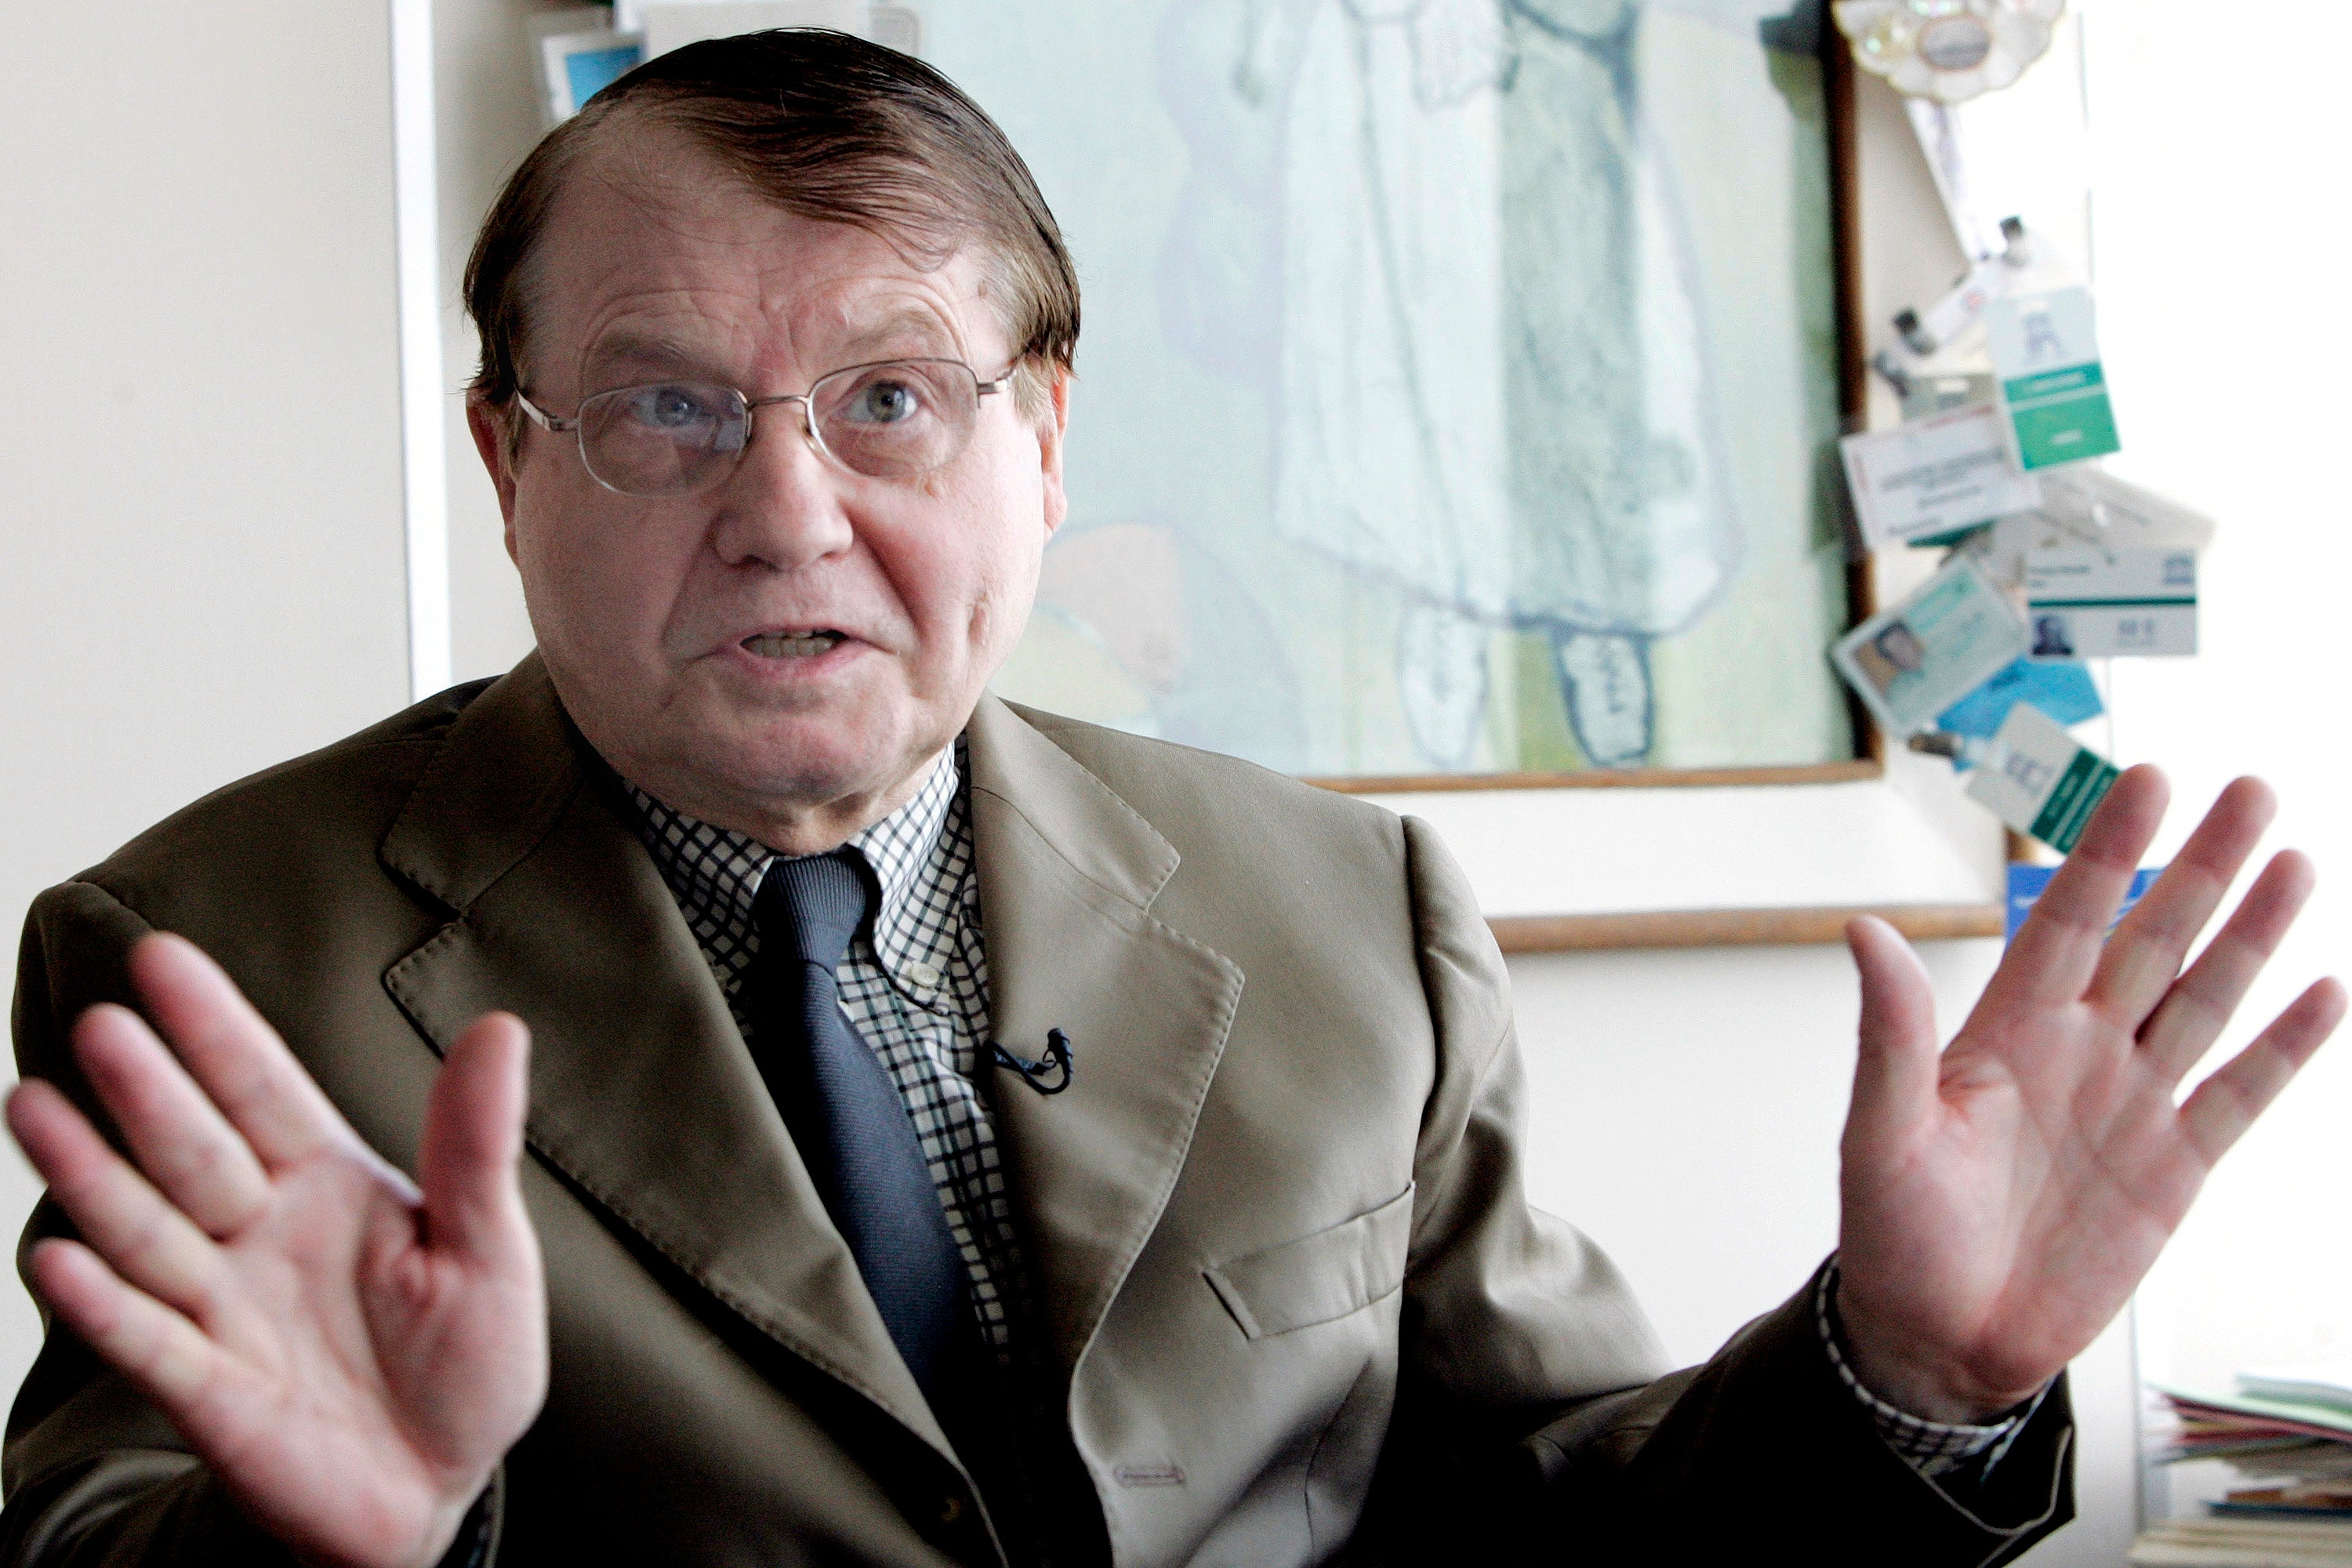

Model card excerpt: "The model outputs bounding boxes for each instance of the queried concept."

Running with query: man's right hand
[5,934,546,1568]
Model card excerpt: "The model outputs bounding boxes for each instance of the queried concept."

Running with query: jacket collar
[378,656,947,1452]
[964,695,1243,1374]
[375,663,1246,1446]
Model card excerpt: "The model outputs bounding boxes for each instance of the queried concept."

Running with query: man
[2,30,2338,1568]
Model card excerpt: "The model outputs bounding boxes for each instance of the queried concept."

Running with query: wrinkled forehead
[523,118,1005,384]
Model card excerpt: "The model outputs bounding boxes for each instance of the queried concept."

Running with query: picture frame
[530,9,645,128]
[989,2,1878,793]
[954,3,2002,946]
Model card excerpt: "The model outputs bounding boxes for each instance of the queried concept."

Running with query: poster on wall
[938,0,1856,782]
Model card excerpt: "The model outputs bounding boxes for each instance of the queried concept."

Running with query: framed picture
[532,9,646,127]
[974,0,1863,780]
[935,2,1998,942]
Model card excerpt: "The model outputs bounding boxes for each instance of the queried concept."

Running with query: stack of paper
[2133,1515,2352,1566]
[2136,1377,2352,1565]
[2154,1381,2352,1460]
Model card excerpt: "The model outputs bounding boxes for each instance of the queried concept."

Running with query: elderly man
[2,30,2337,1568]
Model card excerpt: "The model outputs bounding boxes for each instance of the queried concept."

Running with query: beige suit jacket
[5,658,2074,1566]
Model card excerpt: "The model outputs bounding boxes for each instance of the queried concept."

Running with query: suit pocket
[1203,1185,1415,1340]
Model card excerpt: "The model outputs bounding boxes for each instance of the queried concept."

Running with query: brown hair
[462,28,1079,435]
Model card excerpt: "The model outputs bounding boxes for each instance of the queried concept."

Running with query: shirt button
[937,1495,965,1526]
[906,960,943,990]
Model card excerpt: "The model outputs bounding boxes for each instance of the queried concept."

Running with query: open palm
[1835,769,2345,1421]
[5,935,546,1568]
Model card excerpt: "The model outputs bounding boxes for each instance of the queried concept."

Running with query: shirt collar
[622,744,962,984]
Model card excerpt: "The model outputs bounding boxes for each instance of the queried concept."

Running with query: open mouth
[741,629,847,659]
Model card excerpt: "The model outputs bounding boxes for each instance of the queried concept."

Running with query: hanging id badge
[1987,286,2123,470]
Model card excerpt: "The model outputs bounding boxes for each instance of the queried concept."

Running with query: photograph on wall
[931,0,1855,780]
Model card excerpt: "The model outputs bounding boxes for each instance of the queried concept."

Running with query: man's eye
[848,379,921,425]
[630,386,716,430]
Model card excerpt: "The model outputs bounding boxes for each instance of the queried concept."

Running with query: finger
[1987,765,2169,1011]
[417,1013,535,1272]
[2139,850,2316,1084]
[7,1081,228,1323]
[126,934,355,1171]
[1843,918,1941,1149]
[73,1004,271,1236]
[2089,777,2278,1029]
[27,1237,223,1417]
[2179,978,2347,1163]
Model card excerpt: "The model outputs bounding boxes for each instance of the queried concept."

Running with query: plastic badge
[1833,556,2029,736]
[1987,286,2122,470]
[1841,404,2042,550]
[2025,547,2198,658]
[2005,862,2159,942]
[1939,656,2102,743]
[1965,702,2119,853]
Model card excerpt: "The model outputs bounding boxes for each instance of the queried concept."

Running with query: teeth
[743,630,844,658]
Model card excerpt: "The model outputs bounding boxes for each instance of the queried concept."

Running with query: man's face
[469,127,1068,851]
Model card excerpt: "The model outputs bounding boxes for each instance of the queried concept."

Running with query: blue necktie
[753,851,968,1398]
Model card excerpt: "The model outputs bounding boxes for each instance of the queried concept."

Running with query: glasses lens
[809,361,980,480]
[578,383,748,497]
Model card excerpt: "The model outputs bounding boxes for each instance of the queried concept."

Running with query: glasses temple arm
[513,390,577,433]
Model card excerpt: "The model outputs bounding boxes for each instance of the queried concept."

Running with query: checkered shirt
[1818,1259,2044,1480]
[624,741,1029,1357]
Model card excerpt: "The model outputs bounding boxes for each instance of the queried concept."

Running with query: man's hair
[463,29,1080,439]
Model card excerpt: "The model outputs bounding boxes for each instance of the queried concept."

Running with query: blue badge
[2006,863,2161,944]
[1939,659,2103,751]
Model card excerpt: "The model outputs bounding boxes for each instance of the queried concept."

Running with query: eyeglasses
[514,358,1013,498]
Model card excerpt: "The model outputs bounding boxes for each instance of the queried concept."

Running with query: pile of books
[2135,1368,2352,1566]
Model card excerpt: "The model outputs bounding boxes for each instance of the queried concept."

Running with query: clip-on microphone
[990,1028,1075,1095]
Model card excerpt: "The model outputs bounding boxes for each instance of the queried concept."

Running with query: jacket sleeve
[1361,816,2074,1567]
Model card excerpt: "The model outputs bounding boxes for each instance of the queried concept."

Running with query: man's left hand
[1835,768,2344,1424]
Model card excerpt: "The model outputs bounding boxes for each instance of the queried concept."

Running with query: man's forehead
[580,302,965,377]
[537,134,991,369]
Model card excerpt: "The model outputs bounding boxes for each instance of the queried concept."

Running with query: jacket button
[938,1496,965,1527]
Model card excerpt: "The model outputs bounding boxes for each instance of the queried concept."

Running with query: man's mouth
[741,629,847,658]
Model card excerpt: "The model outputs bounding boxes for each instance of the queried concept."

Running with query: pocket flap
[1203,1184,1415,1340]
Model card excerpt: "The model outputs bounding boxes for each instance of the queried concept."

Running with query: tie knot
[758,849,873,972]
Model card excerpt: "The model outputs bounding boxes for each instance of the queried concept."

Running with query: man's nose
[707,401,857,571]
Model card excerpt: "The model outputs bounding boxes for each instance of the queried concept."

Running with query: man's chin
[686,710,953,835]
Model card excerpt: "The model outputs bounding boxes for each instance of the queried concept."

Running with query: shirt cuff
[1815,1259,2048,1482]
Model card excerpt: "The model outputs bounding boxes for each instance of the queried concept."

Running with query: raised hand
[5,935,546,1568]
[1835,768,2345,1424]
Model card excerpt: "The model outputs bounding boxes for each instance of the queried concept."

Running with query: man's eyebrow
[579,331,716,379]
[832,307,963,361]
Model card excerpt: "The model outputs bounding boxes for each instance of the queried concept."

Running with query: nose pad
[739,395,819,460]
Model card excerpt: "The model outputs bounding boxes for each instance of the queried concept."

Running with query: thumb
[417,1012,533,1270]
[1844,916,1940,1149]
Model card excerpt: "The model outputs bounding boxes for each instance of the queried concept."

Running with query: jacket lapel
[964,697,1245,1374]
[376,657,946,1450]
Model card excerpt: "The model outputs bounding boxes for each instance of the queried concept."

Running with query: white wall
[2083,0,2352,1404]
[0,0,411,1394]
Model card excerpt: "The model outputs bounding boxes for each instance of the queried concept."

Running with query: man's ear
[464,389,524,564]
[1036,367,1072,540]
